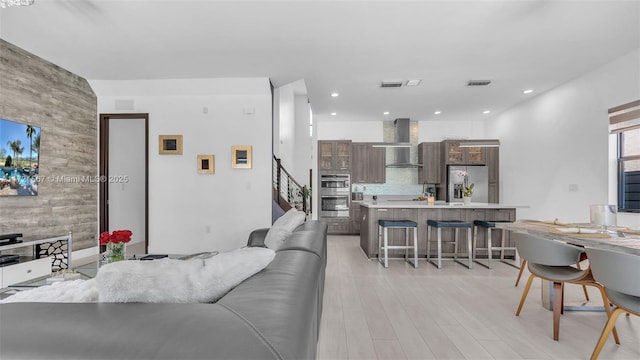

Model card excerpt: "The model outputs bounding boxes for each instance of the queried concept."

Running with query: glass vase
[105,242,126,263]
[589,204,617,232]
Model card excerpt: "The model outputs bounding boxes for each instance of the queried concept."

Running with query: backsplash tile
[354,121,422,195]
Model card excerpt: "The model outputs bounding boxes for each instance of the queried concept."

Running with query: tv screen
[0,118,41,196]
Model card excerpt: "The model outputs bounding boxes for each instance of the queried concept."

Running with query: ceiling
[1,0,639,123]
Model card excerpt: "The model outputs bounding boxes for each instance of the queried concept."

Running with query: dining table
[496,219,640,311]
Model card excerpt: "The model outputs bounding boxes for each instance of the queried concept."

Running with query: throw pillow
[96,247,275,303]
[264,208,306,250]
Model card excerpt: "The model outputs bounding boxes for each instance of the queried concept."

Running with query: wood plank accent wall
[0,39,98,251]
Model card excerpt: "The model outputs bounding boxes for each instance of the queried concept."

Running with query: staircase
[273,156,311,215]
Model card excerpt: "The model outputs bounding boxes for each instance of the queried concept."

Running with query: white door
[108,118,146,256]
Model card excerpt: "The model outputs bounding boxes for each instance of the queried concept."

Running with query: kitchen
[319,119,504,230]
[318,119,525,259]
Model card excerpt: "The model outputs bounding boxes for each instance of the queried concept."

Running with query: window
[610,100,640,212]
[618,128,640,212]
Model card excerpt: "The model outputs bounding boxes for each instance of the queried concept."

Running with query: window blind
[609,99,640,133]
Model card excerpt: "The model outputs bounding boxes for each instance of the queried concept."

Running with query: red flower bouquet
[100,230,132,263]
[100,230,133,245]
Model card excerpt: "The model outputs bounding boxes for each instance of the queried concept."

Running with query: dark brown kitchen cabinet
[488,183,499,203]
[326,218,351,234]
[351,143,367,183]
[486,146,499,183]
[442,140,485,165]
[349,202,362,234]
[318,140,352,171]
[351,142,385,184]
[486,146,499,203]
[418,142,441,184]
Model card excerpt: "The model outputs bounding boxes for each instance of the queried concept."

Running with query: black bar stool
[377,220,418,268]
[426,220,472,269]
[472,220,518,269]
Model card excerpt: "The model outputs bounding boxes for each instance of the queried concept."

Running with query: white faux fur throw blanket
[1,247,275,304]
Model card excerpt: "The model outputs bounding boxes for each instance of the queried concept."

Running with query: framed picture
[231,145,252,169]
[159,135,183,155]
[197,155,215,174]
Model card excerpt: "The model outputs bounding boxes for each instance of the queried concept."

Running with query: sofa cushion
[0,303,280,360]
[264,208,306,250]
[277,221,327,261]
[219,250,322,360]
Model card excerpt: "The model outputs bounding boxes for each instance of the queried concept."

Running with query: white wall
[293,95,313,185]
[317,120,384,142]
[90,78,272,253]
[272,86,281,157]
[275,84,295,170]
[418,120,485,142]
[485,49,640,228]
[317,119,484,144]
[273,83,313,186]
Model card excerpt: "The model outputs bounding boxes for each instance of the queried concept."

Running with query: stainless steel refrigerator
[448,165,489,203]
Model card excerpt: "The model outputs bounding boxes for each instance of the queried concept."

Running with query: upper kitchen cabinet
[486,146,500,203]
[318,140,352,171]
[351,143,385,183]
[442,140,486,165]
[418,142,441,184]
[486,146,499,183]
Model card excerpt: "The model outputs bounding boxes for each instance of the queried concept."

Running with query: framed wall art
[197,155,215,174]
[231,145,252,169]
[158,135,183,155]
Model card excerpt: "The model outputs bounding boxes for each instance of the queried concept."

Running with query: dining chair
[513,233,619,342]
[515,257,591,302]
[585,247,640,360]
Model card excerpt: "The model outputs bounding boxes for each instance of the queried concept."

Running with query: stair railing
[273,156,311,215]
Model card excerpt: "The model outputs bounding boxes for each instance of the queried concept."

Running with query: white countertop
[359,200,528,209]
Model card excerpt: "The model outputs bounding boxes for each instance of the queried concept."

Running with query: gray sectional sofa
[0,220,328,360]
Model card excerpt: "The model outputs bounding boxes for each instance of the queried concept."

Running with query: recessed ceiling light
[483,110,491,114]
[383,111,390,115]
[331,112,337,116]
[523,89,534,94]
[405,79,422,87]
[331,92,339,97]
[434,111,441,115]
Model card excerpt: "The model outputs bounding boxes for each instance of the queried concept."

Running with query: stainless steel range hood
[384,118,421,168]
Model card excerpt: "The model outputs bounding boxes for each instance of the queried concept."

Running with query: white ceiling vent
[467,79,492,86]
[381,80,404,88]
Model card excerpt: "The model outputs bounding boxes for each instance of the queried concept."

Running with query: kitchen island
[359,201,527,259]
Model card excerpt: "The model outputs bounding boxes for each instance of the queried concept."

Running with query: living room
[1,1,639,359]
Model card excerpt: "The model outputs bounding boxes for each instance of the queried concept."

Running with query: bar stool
[472,220,518,269]
[426,220,472,269]
[377,220,418,268]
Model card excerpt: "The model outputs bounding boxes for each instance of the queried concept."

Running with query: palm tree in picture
[7,140,21,166]
[26,125,36,168]
[33,133,40,156]
[15,142,24,168]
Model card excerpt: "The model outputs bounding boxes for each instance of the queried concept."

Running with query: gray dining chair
[515,257,591,302]
[585,247,640,360]
[513,233,619,342]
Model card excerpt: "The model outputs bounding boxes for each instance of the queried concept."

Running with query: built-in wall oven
[320,174,350,218]
[320,174,350,189]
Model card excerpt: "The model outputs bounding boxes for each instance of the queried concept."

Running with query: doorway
[99,114,149,254]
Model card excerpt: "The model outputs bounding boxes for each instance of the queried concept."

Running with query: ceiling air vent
[381,81,404,88]
[467,79,492,86]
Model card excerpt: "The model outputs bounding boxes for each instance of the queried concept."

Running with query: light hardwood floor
[317,235,640,360]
